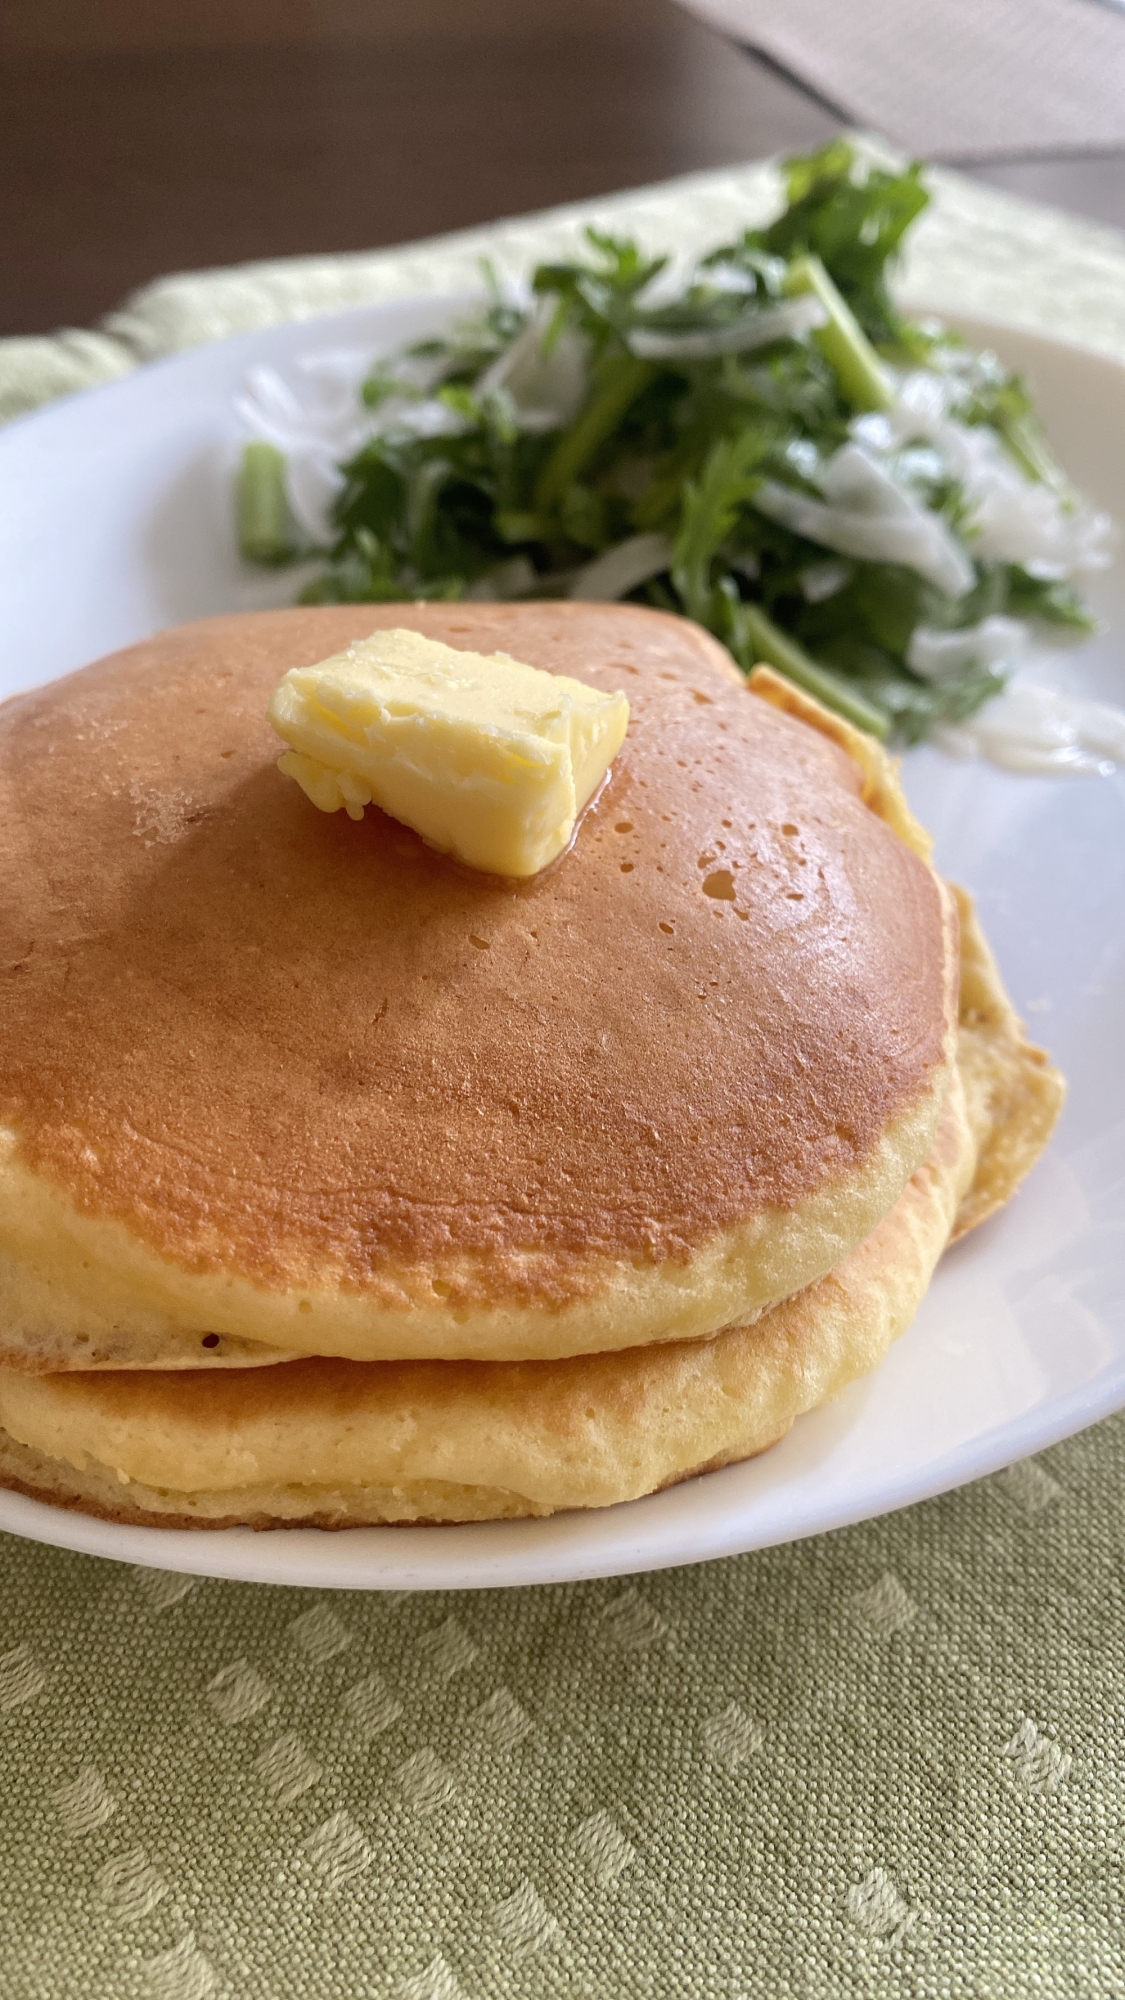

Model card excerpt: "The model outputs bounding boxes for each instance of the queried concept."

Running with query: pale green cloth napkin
[3,161,1125,1999]
[4,150,1125,424]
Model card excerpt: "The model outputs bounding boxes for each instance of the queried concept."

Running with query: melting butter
[268,627,629,877]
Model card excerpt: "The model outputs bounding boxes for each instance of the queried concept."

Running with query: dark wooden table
[2,0,1122,339]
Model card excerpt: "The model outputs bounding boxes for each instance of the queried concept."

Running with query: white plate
[0,300,1122,1590]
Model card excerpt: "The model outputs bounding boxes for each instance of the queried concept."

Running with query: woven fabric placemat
[4,1423,1123,2000]
[2,158,1125,1998]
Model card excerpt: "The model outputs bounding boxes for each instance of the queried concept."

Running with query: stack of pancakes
[0,604,1063,1528]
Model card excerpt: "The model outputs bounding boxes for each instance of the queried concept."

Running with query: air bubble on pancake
[432,1279,452,1298]
[468,935,490,950]
[702,870,737,902]
[659,922,674,935]
[620,863,634,874]
[614,821,633,833]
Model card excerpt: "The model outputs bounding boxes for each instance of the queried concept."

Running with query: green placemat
[2,155,1125,1998]
[4,1420,1124,2000]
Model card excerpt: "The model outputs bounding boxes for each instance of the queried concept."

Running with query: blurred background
[2,0,1124,338]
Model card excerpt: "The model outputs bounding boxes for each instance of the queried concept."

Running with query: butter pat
[268,628,629,877]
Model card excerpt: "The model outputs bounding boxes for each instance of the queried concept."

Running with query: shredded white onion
[853,371,1114,582]
[236,355,376,541]
[939,421,1112,578]
[569,532,674,601]
[799,558,853,602]
[933,683,1125,776]
[475,306,589,429]
[235,327,1121,783]
[906,615,1028,682]
[463,556,539,601]
[852,368,966,450]
[754,443,975,598]
[627,295,826,361]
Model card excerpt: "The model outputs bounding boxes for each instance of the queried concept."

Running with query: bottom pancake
[0,1072,975,1526]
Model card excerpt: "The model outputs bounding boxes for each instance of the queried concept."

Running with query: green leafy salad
[236,142,1108,744]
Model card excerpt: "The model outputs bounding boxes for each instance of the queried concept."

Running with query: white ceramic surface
[0,300,1122,1590]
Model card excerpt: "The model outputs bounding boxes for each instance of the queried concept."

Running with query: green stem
[736,602,892,739]
[496,510,552,544]
[534,354,657,510]
[238,442,296,565]
[783,254,894,413]
[997,411,1070,501]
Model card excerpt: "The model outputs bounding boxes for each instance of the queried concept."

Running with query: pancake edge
[0,1068,976,1526]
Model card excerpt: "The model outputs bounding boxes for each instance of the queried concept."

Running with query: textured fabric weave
[1,157,1124,1998]
[3,1420,1123,1998]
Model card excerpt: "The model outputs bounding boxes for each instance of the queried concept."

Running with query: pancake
[0,1072,974,1525]
[0,890,1063,1529]
[949,885,1066,1239]
[0,604,959,1366]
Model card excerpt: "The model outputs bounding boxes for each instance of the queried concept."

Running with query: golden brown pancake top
[0,603,949,1295]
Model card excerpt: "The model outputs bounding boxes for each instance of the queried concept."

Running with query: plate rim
[0,295,1122,1588]
[3,288,1125,448]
